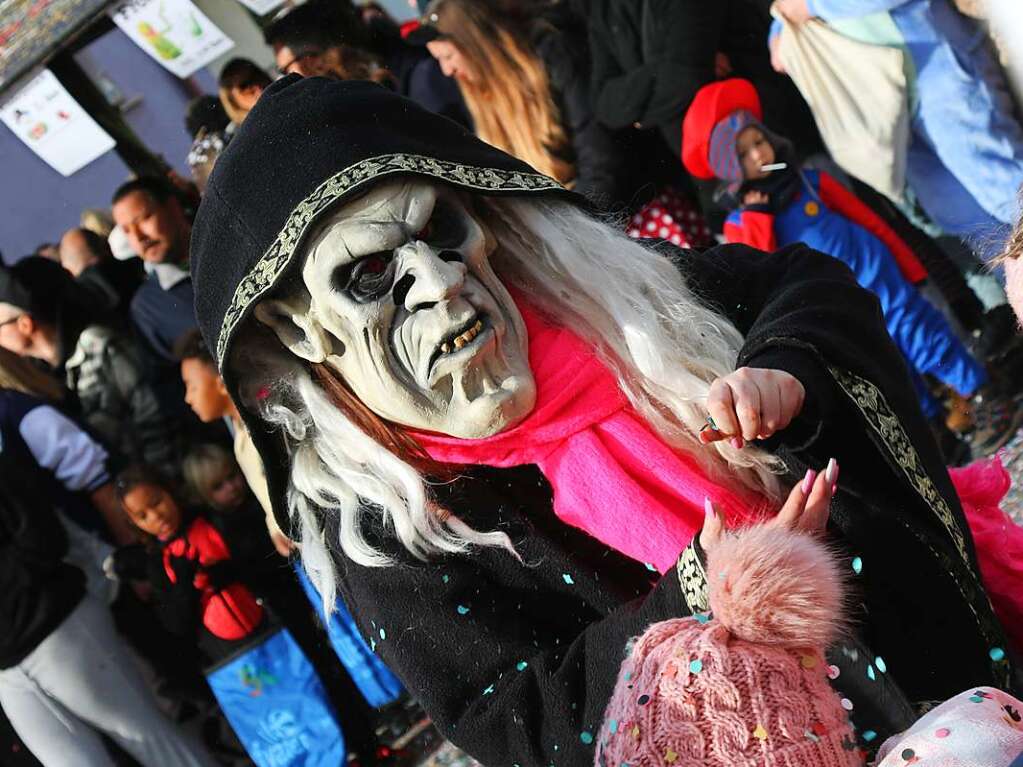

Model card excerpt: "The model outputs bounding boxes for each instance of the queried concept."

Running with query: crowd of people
[5,0,1023,765]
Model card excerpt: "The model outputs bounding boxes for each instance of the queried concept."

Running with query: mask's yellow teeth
[443,319,485,354]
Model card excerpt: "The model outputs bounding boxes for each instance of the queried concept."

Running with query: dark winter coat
[587,0,821,157]
[63,322,178,469]
[0,449,85,668]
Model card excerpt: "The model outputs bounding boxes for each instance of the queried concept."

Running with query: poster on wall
[0,69,116,177]
[109,0,235,78]
[234,0,285,15]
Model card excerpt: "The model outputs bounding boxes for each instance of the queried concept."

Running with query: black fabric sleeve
[337,539,702,767]
[679,242,925,455]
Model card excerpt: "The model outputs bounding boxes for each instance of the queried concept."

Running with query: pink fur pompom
[706,525,846,648]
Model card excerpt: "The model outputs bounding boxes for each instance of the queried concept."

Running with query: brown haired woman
[418,0,713,245]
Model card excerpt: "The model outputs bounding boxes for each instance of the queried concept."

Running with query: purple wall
[0,26,217,263]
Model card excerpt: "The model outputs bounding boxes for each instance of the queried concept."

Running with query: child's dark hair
[115,463,175,503]
[173,328,216,368]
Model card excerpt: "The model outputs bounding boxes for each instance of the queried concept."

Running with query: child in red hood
[681,78,1010,451]
[115,464,266,663]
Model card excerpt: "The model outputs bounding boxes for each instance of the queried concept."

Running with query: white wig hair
[232,194,784,609]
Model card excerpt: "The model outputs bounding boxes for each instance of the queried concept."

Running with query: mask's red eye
[363,255,387,274]
[417,220,434,241]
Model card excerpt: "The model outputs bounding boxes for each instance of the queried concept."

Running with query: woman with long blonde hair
[418,0,620,204]
[418,0,713,244]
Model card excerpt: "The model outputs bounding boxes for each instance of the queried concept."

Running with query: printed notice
[110,0,235,78]
[0,69,116,176]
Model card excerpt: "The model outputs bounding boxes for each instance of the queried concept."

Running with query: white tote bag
[775,8,910,203]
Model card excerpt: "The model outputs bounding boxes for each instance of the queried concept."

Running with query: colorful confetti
[851,557,863,574]
[483,684,495,695]
[804,730,819,743]
[664,750,678,764]
[630,725,640,739]
[694,613,710,624]
[516,661,528,672]
[875,656,887,673]
[689,659,703,674]
[800,655,817,670]
[457,605,470,615]
[379,628,386,640]
[563,573,575,585]
[991,647,1006,662]
[580,732,594,745]
[645,563,657,572]
[609,720,618,734]
[935,728,951,738]
[827,665,841,680]
[637,694,650,706]
[442,574,450,584]
[753,725,768,740]
[862,730,877,742]
[866,664,876,681]
[840,698,854,711]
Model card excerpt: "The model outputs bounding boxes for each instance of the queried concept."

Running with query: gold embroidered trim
[828,366,1009,688]
[676,543,709,613]
[828,366,970,564]
[216,153,563,365]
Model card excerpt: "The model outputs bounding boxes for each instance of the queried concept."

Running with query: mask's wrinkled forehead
[306,181,440,265]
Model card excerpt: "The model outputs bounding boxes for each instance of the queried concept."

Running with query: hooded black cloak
[191,76,1017,767]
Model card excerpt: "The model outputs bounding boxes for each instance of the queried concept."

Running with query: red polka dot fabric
[626,187,714,249]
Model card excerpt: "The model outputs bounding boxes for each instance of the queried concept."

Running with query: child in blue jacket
[682,79,1015,450]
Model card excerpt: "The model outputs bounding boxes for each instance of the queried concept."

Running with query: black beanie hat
[190,75,576,533]
[0,257,81,325]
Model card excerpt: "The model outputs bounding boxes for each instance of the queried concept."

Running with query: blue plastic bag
[206,627,345,767]
[294,564,404,707]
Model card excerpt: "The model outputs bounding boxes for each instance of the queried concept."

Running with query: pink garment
[412,302,767,572]
[950,457,1023,657]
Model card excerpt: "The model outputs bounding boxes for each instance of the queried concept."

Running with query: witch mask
[255,180,537,439]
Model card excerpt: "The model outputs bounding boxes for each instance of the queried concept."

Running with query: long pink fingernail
[704,496,715,519]
[824,458,838,484]
[802,469,816,495]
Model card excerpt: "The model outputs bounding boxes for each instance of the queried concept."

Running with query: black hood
[190,75,577,534]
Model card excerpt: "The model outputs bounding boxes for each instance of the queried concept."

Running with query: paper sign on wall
[234,0,285,15]
[0,69,116,177]
[110,0,235,78]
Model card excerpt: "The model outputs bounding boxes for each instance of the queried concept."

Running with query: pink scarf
[412,303,767,573]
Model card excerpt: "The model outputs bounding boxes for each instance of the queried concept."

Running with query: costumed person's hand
[743,190,770,207]
[271,529,296,557]
[700,458,838,551]
[701,367,806,448]
[775,0,813,24]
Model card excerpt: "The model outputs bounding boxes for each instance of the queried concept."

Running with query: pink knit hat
[596,526,862,767]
